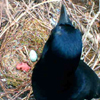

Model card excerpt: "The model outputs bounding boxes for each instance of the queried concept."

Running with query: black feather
[32,4,100,100]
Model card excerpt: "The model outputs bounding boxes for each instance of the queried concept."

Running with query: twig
[83,11,100,42]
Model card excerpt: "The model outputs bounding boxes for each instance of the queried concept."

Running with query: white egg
[29,50,38,62]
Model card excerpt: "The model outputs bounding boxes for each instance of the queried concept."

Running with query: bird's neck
[50,51,81,75]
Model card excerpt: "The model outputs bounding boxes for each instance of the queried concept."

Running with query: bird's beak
[57,4,72,26]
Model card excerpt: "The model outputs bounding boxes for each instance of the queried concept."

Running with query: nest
[0,0,100,99]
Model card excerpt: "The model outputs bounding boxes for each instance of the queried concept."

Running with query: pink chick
[16,62,31,72]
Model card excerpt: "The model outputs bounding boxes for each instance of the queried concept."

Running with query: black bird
[32,4,100,100]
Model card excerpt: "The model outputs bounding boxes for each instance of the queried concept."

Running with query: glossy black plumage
[32,4,100,100]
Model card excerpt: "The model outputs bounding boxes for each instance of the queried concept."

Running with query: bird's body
[74,60,100,100]
[32,4,100,100]
[32,60,100,100]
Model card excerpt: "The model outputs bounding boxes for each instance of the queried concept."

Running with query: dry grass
[0,0,100,99]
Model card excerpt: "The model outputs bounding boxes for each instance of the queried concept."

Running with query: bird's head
[49,4,82,62]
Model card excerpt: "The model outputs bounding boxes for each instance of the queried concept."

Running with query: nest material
[0,0,100,100]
